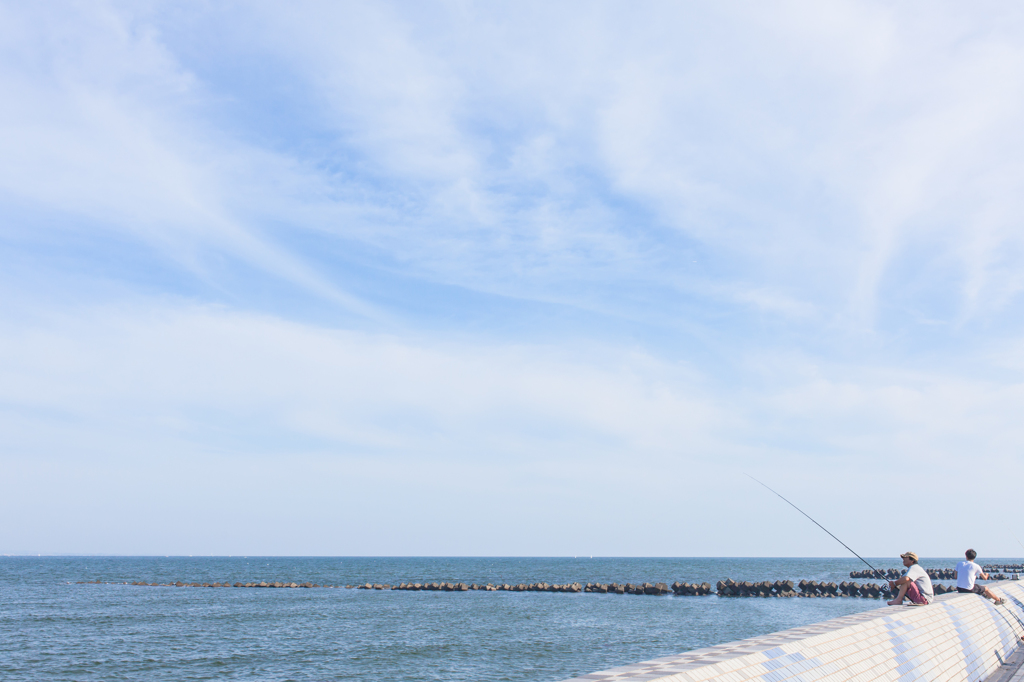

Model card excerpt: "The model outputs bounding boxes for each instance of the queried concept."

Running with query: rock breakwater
[717,578,960,598]
[847,567,1010,581]
[77,577,959,598]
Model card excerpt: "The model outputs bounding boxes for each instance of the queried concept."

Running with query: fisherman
[887,552,934,606]
[955,549,1005,605]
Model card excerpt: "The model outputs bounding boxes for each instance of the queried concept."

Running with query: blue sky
[3,1,1024,558]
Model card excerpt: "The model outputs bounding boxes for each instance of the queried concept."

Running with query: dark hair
[966,549,977,561]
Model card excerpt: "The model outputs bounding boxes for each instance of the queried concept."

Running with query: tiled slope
[561,582,1024,682]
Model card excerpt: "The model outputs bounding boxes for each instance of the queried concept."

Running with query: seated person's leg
[887,583,910,605]
[982,587,1005,604]
[904,582,927,605]
[905,577,929,602]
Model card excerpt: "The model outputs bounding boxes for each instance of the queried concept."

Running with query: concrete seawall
[561,581,1024,682]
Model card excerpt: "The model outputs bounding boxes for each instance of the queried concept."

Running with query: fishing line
[746,474,882,575]
[1011,531,1024,558]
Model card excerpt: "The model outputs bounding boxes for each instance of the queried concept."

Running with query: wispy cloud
[0,1,379,316]
[3,0,1024,554]
[3,301,1023,555]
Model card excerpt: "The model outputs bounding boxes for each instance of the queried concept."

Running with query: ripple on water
[0,556,985,681]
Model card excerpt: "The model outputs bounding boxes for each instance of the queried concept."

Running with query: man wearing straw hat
[887,552,934,606]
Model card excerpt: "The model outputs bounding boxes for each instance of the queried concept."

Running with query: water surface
[1,556,988,681]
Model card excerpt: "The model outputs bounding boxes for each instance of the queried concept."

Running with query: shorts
[905,582,930,604]
[958,585,986,595]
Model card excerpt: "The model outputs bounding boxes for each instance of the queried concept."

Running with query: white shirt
[956,560,984,590]
[905,563,934,602]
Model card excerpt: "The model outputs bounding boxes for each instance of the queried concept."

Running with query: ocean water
[0,556,1001,681]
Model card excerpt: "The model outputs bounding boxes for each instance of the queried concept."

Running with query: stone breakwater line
[76,578,960,598]
[848,567,1015,580]
[716,578,963,598]
[75,580,681,593]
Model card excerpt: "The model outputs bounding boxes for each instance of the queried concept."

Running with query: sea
[1,556,1009,681]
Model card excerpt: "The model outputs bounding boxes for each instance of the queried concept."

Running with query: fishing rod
[746,474,882,575]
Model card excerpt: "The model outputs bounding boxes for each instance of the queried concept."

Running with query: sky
[3,1,1024,558]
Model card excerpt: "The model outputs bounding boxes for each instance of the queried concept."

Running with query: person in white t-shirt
[887,552,934,606]
[956,549,1005,605]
